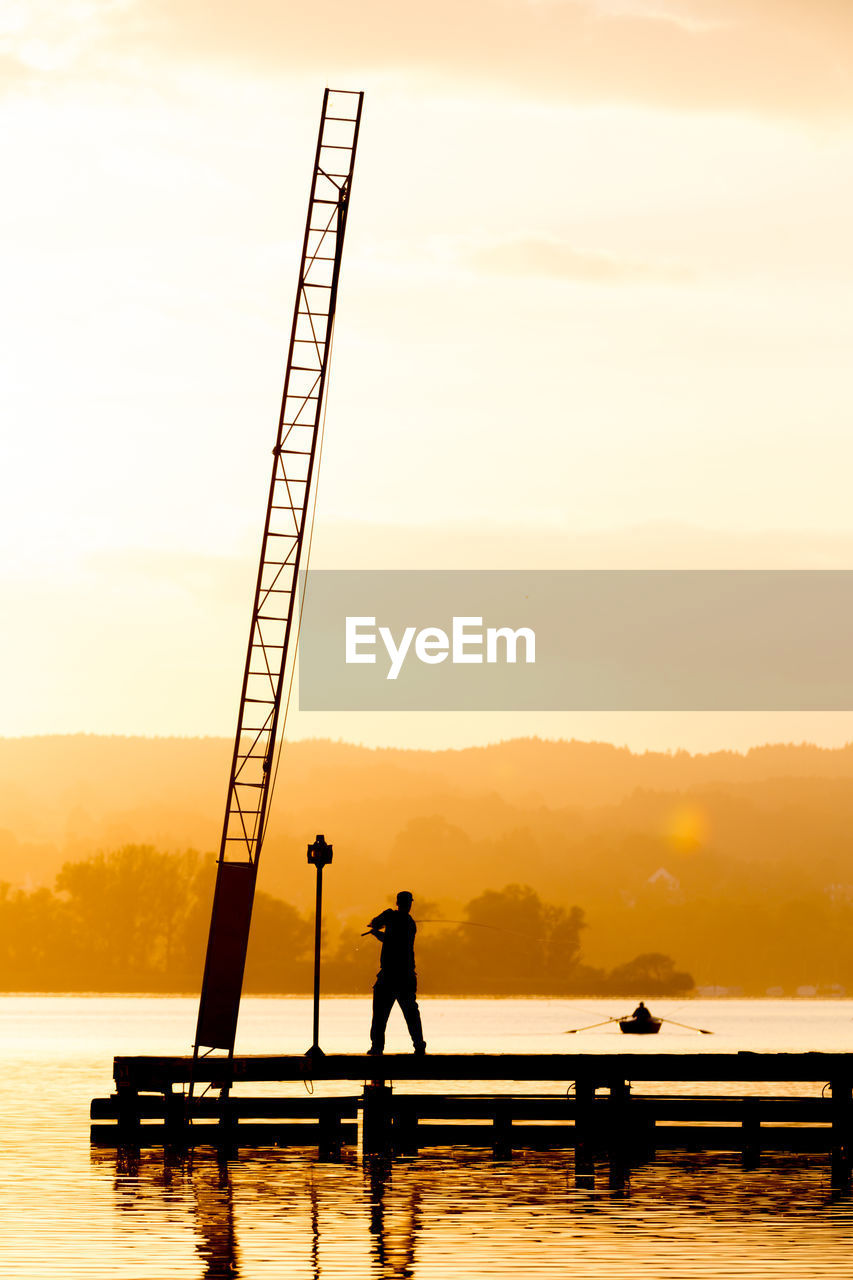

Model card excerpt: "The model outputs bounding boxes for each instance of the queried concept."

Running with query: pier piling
[363,1082,393,1155]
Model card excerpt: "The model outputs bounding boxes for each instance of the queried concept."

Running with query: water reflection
[365,1156,421,1278]
[91,1146,853,1279]
[191,1157,240,1279]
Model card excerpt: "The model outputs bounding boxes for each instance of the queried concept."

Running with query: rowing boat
[618,1017,662,1035]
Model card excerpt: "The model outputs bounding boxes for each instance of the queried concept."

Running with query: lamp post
[306,833,333,1061]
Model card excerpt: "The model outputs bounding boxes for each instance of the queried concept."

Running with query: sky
[2,0,853,749]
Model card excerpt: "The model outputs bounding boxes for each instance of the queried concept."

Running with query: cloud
[0,0,131,75]
[83,0,853,121]
[84,547,249,597]
[588,0,724,32]
[465,236,689,284]
[5,1,853,121]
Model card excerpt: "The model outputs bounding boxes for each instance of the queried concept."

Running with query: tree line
[0,845,692,996]
[8,736,853,993]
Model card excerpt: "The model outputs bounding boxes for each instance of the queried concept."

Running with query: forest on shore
[0,844,692,996]
[4,733,853,993]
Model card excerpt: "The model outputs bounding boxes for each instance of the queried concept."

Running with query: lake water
[3,995,853,1278]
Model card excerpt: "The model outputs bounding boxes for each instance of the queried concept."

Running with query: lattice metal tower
[194,89,363,1063]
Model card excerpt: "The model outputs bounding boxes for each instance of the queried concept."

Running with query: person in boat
[631,1001,653,1023]
[367,890,427,1057]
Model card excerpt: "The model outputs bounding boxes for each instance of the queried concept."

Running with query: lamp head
[307,833,333,867]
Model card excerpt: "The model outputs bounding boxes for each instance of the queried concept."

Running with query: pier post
[492,1099,512,1158]
[217,1089,238,1152]
[830,1077,852,1186]
[575,1075,596,1160]
[741,1102,761,1169]
[606,1078,631,1188]
[116,1085,141,1147]
[607,1078,629,1149]
[164,1086,187,1147]
[391,1097,419,1154]
[363,1082,393,1154]
[318,1103,344,1161]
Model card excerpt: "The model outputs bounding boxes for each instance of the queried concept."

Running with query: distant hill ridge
[2,731,853,879]
[5,732,853,818]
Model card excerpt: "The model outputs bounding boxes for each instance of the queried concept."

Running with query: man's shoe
[413,1042,427,1057]
[367,1046,384,1056]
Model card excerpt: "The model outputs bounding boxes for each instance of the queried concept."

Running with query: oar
[565,1017,621,1034]
[658,1016,713,1035]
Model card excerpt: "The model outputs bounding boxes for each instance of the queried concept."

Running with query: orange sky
[2,1,853,749]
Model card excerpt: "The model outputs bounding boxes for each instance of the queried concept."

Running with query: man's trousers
[370,972,425,1051]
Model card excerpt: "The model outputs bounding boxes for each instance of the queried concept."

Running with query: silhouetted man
[632,1001,652,1023]
[367,890,426,1056]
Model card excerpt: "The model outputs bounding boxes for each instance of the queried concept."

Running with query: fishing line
[358,918,547,944]
[420,918,547,942]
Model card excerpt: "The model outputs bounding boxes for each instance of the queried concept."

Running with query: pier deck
[91,1052,853,1172]
[111,1051,853,1088]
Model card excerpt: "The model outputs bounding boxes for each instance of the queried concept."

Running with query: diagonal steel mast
[194,89,363,1061]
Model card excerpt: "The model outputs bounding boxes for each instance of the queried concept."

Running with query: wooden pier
[91,1052,853,1174]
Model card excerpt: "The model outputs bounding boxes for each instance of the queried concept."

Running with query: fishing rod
[659,1001,690,1020]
